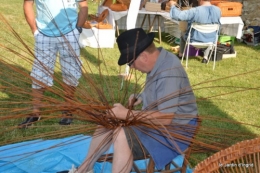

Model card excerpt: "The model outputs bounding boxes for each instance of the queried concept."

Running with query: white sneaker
[68,165,93,173]
[68,165,78,173]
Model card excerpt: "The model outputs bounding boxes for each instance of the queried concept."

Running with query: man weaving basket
[70,28,198,173]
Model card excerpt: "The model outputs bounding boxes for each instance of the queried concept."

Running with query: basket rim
[193,137,260,173]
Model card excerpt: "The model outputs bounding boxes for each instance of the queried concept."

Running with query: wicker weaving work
[193,137,260,173]
[96,19,113,29]
[83,9,111,29]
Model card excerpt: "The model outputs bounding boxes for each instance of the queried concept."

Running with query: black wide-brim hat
[116,28,155,66]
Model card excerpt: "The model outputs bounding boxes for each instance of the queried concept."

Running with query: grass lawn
[1,0,260,169]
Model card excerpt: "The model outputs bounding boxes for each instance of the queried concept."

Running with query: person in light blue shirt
[19,0,88,128]
[168,0,221,63]
[35,0,84,37]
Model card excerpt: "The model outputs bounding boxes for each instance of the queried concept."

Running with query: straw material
[193,137,260,173]
[96,19,113,29]
[88,9,109,23]
[83,9,109,29]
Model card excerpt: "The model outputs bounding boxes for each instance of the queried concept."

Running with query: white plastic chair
[181,23,220,70]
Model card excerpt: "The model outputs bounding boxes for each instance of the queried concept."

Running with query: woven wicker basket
[193,137,260,173]
[83,9,109,29]
[96,19,113,29]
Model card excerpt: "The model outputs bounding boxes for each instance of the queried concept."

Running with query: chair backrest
[126,0,141,30]
[192,23,219,33]
[187,23,220,43]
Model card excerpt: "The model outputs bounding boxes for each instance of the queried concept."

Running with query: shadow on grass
[0,32,259,169]
[0,59,142,143]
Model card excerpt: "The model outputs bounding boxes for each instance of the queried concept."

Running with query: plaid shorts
[31,28,82,89]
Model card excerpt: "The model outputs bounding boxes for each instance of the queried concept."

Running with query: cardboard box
[145,2,161,12]
[216,2,243,17]
[79,28,115,48]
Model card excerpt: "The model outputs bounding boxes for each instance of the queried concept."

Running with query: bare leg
[78,127,133,173]
[59,85,76,125]
[63,85,76,103]
[112,127,133,173]
[77,127,113,172]
[32,88,45,115]
[18,88,45,127]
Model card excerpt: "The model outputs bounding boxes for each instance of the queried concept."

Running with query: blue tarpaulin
[0,135,193,173]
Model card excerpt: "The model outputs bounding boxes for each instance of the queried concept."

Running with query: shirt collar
[147,47,167,77]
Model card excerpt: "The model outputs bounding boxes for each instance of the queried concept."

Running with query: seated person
[168,0,221,63]
[73,28,198,173]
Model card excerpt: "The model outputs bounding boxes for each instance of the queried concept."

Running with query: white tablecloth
[219,17,244,39]
[160,13,244,39]
[80,7,244,48]
[100,6,244,39]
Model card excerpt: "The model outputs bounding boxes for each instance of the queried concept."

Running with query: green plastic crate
[218,35,235,45]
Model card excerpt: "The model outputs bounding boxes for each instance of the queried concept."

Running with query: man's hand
[167,0,177,7]
[128,94,142,107]
[111,103,128,120]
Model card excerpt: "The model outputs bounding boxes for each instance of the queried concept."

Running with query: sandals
[18,114,41,128]
[59,111,73,125]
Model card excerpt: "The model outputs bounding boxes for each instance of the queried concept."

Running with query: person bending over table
[168,0,221,63]
[69,28,198,173]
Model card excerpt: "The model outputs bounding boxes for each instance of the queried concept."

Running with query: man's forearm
[77,1,88,27]
[131,110,173,125]
[23,0,37,34]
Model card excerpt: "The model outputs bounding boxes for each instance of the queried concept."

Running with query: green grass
[1,0,260,168]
